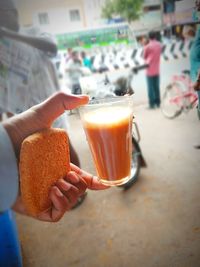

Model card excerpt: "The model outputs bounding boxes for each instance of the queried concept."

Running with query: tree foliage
[102,0,144,23]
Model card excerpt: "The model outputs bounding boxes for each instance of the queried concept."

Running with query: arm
[0,124,18,212]
[143,46,149,60]
[0,27,57,57]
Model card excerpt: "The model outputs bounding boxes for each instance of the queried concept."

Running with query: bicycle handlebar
[131,64,149,74]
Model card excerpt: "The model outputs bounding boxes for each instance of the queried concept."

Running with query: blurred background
[12,0,200,99]
[1,0,200,266]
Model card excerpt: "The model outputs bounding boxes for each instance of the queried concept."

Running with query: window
[144,5,161,12]
[69,9,80,22]
[38,13,49,25]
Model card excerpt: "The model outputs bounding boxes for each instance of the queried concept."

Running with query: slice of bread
[19,128,70,217]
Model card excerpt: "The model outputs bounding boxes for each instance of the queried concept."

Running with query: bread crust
[19,128,70,216]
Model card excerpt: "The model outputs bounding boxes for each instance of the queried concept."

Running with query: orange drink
[79,96,133,186]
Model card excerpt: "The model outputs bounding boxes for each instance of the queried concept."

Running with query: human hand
[13,169,87,222]
[3,92,110,222]
[70,163,109,190]
[13,163,109,222]
[2,92,89,158]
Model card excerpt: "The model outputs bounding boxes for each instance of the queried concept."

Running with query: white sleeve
[0,124,19,212]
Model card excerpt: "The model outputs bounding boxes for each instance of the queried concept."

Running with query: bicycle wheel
[161,82,184,119]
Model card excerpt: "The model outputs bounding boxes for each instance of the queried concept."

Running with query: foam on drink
[82,106,132,125]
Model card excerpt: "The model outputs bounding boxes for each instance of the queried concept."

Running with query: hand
[3,92,89,158]
[13,164,109,222]
[70,163,109,190]
[4,92,110,222]
[2,92,88,221]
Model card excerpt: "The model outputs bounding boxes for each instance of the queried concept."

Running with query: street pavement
[16,83,200,266]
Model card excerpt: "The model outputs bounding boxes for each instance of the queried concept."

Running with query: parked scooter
[112,65,147,189]
[80,65,147,189]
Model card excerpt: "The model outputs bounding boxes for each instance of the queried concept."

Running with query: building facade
[83,0,106,28]
[15,0,87,34]
[15,0,107,34]
[130,0,163,36]
[15,0,198,36]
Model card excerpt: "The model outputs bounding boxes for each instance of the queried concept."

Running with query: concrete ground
[16,103,200,267]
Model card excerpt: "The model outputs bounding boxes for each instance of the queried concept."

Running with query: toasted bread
[19,128,70,216]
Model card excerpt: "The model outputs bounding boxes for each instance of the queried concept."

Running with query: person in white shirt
[65,51,84,94]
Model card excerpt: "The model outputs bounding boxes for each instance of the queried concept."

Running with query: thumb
[33,92,89,125]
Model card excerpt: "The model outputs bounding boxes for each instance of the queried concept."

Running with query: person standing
[65,47,73,63]
[143,31,162,109]
[81,51,92,70]
[190,1,200,149]
[189,28,200,111]
[65,51,83,95]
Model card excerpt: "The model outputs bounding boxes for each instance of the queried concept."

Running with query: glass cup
[79,95,134,186]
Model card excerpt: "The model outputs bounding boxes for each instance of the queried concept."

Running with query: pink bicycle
[161,70,198,119]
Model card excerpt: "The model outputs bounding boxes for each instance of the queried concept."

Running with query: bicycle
[161,70,198,119]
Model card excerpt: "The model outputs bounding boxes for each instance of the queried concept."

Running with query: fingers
[56,178,80,205]
[38,165,109,222]
[70,163,110,190]
[66,171,87,196]
[33,92,89,126]
[54,172,87,206]
[48,187,77,222]
[47,171,88,222]
[50,186,70,221]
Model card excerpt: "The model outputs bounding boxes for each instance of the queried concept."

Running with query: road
[16,57,200,267]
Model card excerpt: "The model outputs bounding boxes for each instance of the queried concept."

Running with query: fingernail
[68,171,80,183]
[56,189,63,198]
[58,179,71,191]
[79,95,89,103]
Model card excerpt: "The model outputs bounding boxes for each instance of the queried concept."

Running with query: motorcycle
[113,65,147,189]
[79,65,147,189]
